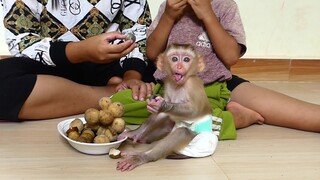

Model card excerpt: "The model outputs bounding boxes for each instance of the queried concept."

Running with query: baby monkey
[117,44,214,171]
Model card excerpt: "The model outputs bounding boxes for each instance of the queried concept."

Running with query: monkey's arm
[159,100,201,118]
[160,77,211,118]
[160,97,210,118]
[145,92,195,117]
[160,101,192,115]
[147,95,192,117]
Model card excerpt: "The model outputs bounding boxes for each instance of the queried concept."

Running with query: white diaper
[172,114,219,157]
[175,131,218,157]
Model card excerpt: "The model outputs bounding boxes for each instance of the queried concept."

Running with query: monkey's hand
[147,95,165,114]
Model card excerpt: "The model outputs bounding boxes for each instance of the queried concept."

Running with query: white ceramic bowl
[57,118,127,155]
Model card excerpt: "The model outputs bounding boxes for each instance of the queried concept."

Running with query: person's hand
[66,31,137,64]
[187,0,214,21]
[85,31,137,63]
[164,0,188,21]
[116,79,155,101]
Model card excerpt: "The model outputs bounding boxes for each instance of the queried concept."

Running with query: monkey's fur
[117,44,212,171]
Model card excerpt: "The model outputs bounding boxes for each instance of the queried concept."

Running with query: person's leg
[226,101,264,129]
[226,75,265,129]
[0,57,117,121]
[230,81,320,132]
[19,75,116,120]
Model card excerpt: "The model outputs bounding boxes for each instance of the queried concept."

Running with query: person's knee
[108,76,123,85]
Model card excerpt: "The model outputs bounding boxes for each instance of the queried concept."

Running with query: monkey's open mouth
[174,73,184,82]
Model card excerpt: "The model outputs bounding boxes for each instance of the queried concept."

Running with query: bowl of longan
[57,97,127,156]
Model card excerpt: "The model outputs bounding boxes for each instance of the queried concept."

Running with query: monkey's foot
[116,154,147,171]
[117,127,131,140]
[227,101,265,129]
[118,129,148,143]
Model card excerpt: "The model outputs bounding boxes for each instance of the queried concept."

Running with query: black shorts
[226,75,250,91]
[0,57,156,121]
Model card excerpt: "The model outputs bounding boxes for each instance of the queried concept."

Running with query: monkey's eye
[183,57,190,62]
[171,57,178,62]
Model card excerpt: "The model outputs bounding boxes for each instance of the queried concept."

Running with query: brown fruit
[84,108,100,126]
[84,123,100,133]
[94,135,110,143]
[78,128,95,143]
[99,110,114,126]
[109,148,122,159]
[111,118,126,134]
[108,102,125,118]
[69,118,84,133]
[104,128,117,142]
[66,128,80,141]
[66,126,78,135]
[96,126,108,136]
[99,97,112,110]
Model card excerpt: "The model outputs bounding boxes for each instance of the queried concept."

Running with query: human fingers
[130,84,140,101]
[187,0,213,20]
[107,39,136,53]
[99,41,137,62]
[137,83,148,101]
[145,82,155,97]
[81,33,132,64]
[127,80,149,101]
[172,0,188,7]
[115,83,128,92]
[120,41,138,56]
[151,82,155,89]
[165,0,188,18]
[104,31,126,42]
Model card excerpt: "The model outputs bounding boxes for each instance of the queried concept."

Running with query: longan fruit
[66,127,80,141]
[96,126,108,136]
[84,123,100,133]
[99,97,112,110]
[96,126,117,142]
[84,108,100,126]
[94,135,110,143]
[69,118,84,133]
[108,102,125,118]
[78,128,95,143]
[104,128,117,142]
[125,33,136,42]
[111,117,126,134]
[99,110,114,126]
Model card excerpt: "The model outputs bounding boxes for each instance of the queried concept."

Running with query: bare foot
[118,130,147,143]
[227,101,265,129]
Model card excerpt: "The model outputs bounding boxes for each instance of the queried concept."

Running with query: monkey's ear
[198,56,206,72]
[156,54,164,71]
